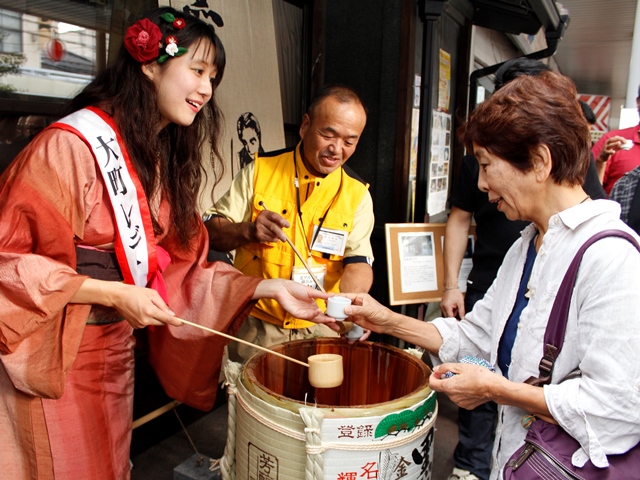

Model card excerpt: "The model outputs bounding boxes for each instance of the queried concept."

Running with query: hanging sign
[45,38,66,62]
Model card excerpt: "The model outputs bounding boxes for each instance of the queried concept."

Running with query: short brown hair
[459,71,591,186]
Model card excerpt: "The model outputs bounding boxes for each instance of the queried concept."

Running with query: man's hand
[206,211,291,252]
[597,135,627,163]
[252,210,290,244]
[440,287,465,319]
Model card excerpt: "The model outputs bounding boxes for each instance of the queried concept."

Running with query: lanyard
[293,148,342,256]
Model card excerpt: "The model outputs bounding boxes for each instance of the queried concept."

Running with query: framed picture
[385,223,475,305]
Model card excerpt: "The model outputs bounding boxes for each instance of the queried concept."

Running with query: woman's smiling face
[143,39,217,130]
[475,143,535,222]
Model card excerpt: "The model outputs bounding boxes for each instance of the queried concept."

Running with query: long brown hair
[65,7,226,250]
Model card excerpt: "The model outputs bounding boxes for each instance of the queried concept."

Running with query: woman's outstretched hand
[255,278,340,331]
[341,292,444,354]
[340,293,395,335]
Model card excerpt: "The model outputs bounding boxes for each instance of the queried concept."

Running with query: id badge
[291,262,326,290]
[311,226,347,256]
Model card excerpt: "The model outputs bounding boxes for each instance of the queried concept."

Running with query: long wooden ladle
[258,201,326,293]
[259,201,352,336]
[178,318,343,388]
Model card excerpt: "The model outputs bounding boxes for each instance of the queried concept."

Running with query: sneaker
[447,467,480,480]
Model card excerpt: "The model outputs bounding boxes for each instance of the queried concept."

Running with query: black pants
[452,286,497,480]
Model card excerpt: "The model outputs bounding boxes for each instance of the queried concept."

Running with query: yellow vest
[234,143,369,328]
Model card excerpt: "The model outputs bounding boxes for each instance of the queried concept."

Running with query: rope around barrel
[300,408,324,480]
[218,361,242,480]
[233,383,438,453]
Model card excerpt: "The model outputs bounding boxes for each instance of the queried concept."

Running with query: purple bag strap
[526,229,640,387]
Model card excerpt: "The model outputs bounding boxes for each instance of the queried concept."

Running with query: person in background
[0,8,336,479]
[204,84,374,363]
[592,84,640,194]
[579,100,596,133]
[440,58,605,480]
[609,164,640,234]
[345,71,640,480]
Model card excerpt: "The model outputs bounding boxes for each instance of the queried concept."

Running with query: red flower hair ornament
[124,19,163,63]
[125,15,189,64]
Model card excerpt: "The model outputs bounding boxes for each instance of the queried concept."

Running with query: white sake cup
[325,296,352,320]
[346,324,364,340]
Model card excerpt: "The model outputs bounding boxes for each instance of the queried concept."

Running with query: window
[0,9,22,54]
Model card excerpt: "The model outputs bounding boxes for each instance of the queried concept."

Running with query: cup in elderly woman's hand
[325,296,351,320]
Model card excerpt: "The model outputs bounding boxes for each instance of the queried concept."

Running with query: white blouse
[431,200,640,479]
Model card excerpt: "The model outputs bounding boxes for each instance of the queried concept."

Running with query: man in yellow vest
[204,84,374,362]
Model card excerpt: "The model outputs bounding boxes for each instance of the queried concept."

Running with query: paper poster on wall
[161,0,286,210]
[398,231,437,293]
[427,110,451,216]
[438,48,451,112]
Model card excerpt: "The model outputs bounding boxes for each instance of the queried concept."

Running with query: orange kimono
[0,127,261,479]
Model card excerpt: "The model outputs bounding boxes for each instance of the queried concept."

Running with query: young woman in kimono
[0,8,336,479]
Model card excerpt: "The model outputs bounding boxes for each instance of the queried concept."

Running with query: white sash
[52,107,157,287]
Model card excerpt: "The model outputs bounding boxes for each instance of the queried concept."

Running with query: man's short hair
[494,58,551,91]
[579,101,596,125]
[307,84,368,118]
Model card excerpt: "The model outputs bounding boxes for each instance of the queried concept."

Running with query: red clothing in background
[592,124,640,195]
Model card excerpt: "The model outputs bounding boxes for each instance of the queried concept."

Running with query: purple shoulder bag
[503,230,640,480]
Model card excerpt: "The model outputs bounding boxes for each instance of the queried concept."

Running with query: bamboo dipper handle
[177,318,309,367]
[259,201,327,294]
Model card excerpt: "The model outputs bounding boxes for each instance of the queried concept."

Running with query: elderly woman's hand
[429,362,504,410]
[430,363,556,423]
[341,293,396,335]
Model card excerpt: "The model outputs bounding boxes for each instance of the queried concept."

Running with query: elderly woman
[343,71,640,478]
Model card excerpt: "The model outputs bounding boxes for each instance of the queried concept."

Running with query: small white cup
[346,324,364,340]
[325,296,352,320]
[622,139,634,150]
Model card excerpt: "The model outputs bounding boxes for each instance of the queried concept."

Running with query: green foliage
[0,29,26,92]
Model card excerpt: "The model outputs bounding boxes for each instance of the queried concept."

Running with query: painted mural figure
[237,111,265,169]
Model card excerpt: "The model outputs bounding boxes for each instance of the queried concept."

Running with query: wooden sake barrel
[222,338,437,480]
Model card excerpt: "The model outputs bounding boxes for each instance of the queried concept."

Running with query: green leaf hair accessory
[157,35,188,64]
[160,12,187,30]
